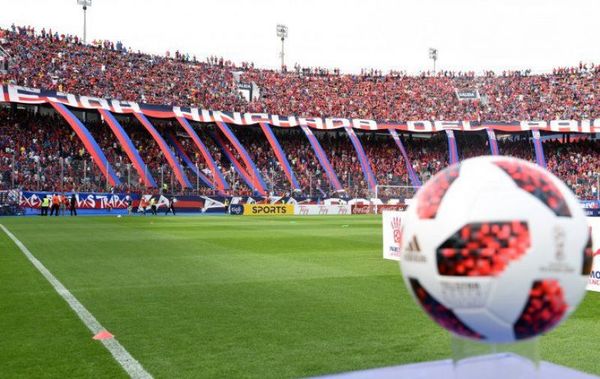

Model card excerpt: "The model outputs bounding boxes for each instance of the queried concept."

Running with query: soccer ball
[399,156,592,343]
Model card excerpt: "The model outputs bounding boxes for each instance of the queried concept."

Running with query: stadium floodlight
[276,24,288,70]
[428,48,438,73]
[77,0,92,44]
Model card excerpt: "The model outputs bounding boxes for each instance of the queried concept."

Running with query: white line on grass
[0,224,153,379]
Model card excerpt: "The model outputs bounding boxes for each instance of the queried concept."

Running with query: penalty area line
[0,224,153,379]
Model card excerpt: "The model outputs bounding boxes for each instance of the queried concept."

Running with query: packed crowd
[0,108,597,200]
[1,25,599,122]
[0,25,245,110]
[0,24,597,200]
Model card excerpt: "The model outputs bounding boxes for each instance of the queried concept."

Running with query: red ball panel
[513,279,567,340]
[417,165,460,219]
[436,221,531,276]
[494,160,571,217]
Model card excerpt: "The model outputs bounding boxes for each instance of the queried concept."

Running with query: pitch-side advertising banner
[20,191,136,209]
[581,200,600,217]
[352,204,407,214]
[586,217,600,292]
[243,204,294,216]
[382,211,405,261]
[294,204,351,216]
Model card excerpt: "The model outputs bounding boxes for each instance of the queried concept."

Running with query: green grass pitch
[0,215,598,378]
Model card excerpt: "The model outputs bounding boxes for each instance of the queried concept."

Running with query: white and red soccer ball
[400,156,592,343]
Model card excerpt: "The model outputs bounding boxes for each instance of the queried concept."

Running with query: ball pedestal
[451,335,540,379]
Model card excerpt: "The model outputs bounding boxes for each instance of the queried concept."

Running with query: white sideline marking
[0,224,153,379]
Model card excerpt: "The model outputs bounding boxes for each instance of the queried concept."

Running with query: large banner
[382,211,405,261]
[2,85,599,133]
[243,204,294,216]
[20,191,137,209]
[294,204,351,216]
[587,217,600,292]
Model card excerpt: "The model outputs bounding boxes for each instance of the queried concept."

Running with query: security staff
[150,197,157,215]
[125,195,133,215]
[41,196,50,216]
[139,197,147,216]
[50,193,60,216]
[70,193,77,216]
[60,194,68,216]
[165,196,177,215]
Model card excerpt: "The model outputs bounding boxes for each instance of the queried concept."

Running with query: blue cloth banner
[134,113,192,188]
[344,126,377,191]
[167,134,214,188]
[531,129,547,168]
[215,121,268,194]
[99,109,157,187]
[175,117,229,192]
[445,129,459,164]
[486,128,500,156]
[300,125,343,192]
[50,102,121,187]
[388,129,422,187]
[211,131,262,194]
[259,122,300,190]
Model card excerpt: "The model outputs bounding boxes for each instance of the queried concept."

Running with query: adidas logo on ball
[403,235,425,262]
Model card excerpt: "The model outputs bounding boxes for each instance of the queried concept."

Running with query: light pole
[276,24,288,70]
[429,48,438,73]
[77,0,92,44]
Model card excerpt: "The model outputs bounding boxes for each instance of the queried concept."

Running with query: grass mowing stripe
[0,224,153,379]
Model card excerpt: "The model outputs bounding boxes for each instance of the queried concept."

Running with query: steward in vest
[41,196,50,216]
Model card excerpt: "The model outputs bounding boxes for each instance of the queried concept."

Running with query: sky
[1,0,598,74]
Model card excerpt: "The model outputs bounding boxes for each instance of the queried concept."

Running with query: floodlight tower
[276,24,288,70]
[77,0,92,44]
[429,48,438,73]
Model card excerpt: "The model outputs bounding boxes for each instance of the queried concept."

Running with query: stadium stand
[1,25,598,121]
[0,25,598,200]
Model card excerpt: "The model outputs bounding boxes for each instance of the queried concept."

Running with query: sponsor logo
[403,235,426,262]
[229,204,243,215]
[352,205,372,214]
[20,191,132,209]
[589,270,600,288]
[243,204,294,215]
[377,204,408,214]
[540,224,577,274]
[391,217,403,247]
[455,89,480,101]
[295,204,350,215]
[553,225,566,261]
[581,201,600,209]
[440,281,489,308]
[405,235,421,252]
